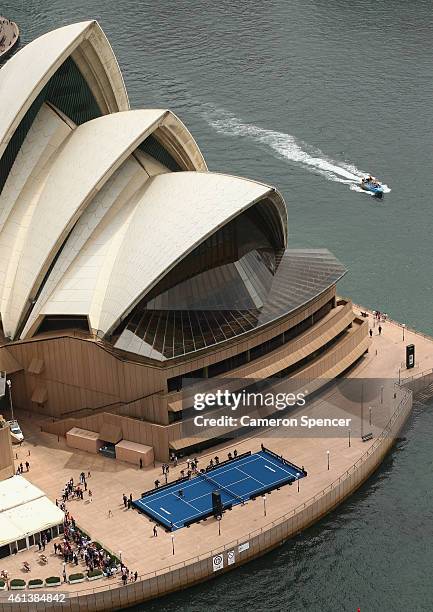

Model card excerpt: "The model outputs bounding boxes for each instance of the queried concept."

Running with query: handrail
[65,385,412,599]
[402,366,433,384]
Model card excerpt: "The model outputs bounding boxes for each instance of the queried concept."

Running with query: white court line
[187,475,252,504]
[143,454,263,504]
[136,501,173,524]
[138,453,300,527]
[264,465,276,472]
[146,474,255,527]
[259,455,300,478]
[175,496,201,513]
[172,471,300,527]
[138,495,201,526]
[160,507,171,515]
[235,466,266,488]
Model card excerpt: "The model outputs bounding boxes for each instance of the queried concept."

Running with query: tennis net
[198,470,245,504]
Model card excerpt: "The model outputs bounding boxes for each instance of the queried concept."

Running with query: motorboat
[360,176,384,197]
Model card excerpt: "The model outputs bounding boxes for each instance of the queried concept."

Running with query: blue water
[2,0,432,610]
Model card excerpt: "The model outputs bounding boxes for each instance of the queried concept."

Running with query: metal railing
[352,302,433,343]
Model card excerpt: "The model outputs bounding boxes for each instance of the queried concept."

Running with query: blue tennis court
[133,448,307,531]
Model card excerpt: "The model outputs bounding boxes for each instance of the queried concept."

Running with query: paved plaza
[1,309,431,592]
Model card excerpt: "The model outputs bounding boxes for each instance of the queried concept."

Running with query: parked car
[8,420,24,443]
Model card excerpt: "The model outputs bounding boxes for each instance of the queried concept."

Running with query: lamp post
[326,450,330,471]
[6,379,14,421]
[119,551,122,564]
[402,324,406,342]
[263,494,267,517]
[348,429,351,448]
[369,407,372,427]
[217,515,221,536]
[296,472,300,492]
[171,534,175,555]
[380,385,384,405]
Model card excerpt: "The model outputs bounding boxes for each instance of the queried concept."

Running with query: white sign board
[238,542,250,553]
[227,550,235,565]
[212,554,224,572]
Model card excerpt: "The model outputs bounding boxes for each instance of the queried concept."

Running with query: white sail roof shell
[0,21,287,344]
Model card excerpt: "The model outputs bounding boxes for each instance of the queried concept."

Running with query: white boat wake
[201,104,391,195]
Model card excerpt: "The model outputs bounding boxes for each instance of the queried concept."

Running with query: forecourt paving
[1,309,431,592]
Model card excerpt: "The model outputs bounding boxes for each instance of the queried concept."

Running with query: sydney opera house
[0,21,369,461]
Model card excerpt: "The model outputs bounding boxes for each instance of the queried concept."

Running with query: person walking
[369,328,373,337]
[123,494,128,508]
[153,525,158,537]
[378,325,382,335]
[25,461,30,471]
[88,489,93,503]
[139,458,143,469]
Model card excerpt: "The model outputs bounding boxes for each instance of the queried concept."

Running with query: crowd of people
[51,472,140,584]
[55,513,118,578]
[56,472,92,508]
[373,310,388,322]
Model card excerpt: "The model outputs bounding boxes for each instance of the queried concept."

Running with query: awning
[28,357,44,374]
[31,385,48,404]
[99,422,122,444]
[0,476,64,547]
[0,475,44,512]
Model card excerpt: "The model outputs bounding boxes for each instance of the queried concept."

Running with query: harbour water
[2,1,432,610]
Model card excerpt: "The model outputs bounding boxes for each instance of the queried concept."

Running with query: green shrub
[45,576,61,584]
[28,579,43,586]
[87,569,103,578]
[93,541,103,550]
[10,579,26,587]
[0,580,5,587]
[69,573,84,581]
